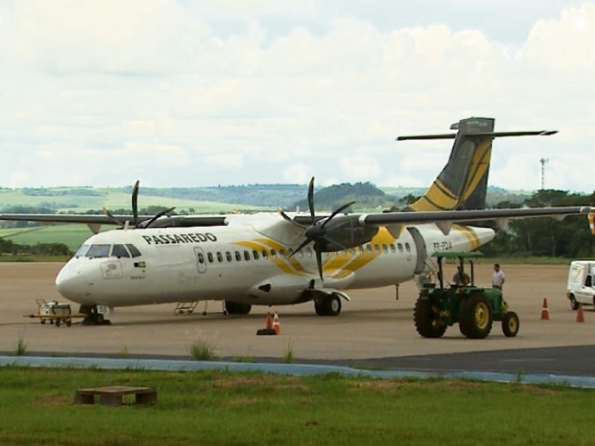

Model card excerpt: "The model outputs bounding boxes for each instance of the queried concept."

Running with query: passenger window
[126,244,142,258]
[397,243,404,252]
[382,244,388,253]
[225,252,232,262]
[367,244,373,252]
[390,244,396,253]
[271,249,277,257]
[197,252,205,264]
[253,250,260,260]
[280,249,287,256]
[235,251,242,261]
[207,252,214,263]
[112,244,130,258]
[86,244,111,258]
[262,250,268,258]
[405,243,411,252]
[358,246,364,255]
[244,251,251,261]
[216,252,223,263]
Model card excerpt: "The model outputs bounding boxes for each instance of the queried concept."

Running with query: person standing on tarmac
[492,263,506,290]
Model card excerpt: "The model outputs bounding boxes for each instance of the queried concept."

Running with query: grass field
[0,368,593,445]
[0,225,94,251]
[0,188,266,213]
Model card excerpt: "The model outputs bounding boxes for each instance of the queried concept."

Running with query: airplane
[1,117,592,325]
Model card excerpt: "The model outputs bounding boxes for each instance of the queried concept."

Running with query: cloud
[1,1,594,191]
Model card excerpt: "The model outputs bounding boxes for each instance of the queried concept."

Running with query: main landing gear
[314,295,342,316]
[80,305,111,326]
[224,300,252,315]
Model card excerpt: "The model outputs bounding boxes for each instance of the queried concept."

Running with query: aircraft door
[194,247,208,274]
[407,227,427,275]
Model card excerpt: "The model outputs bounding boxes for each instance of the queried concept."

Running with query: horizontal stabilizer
[396,130,557,141]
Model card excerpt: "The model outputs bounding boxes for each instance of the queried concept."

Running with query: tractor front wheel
[414,297,447,338]
[459,295,493,339]
[502,311,520,337]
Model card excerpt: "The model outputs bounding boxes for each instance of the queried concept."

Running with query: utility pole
[539,158,549,190]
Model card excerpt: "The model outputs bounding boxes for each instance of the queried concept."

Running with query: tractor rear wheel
[502,311,520,337]
[414,297,447,338]
[459,295,493,339]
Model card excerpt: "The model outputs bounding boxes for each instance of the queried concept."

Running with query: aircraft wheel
[414,297,447,338]
[502,311,520,337]
[224,301,252,315]
[459,295,493,339]
[314,296,341,316]
[569,294,579,310]
[55,319,61,327]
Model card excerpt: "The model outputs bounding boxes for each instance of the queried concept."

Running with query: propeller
[102,181,176,229]
[281,177,355,281]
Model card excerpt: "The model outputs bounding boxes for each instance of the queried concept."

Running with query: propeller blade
[144,207,176,228]
[103,208,124,226]
[279,210,305,228]
[315,246,324,282]
[131,180,140,225]
[322,201,356,229]
[307,177,316,224]
[289,237,312,258]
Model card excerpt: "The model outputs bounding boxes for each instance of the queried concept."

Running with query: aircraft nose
[55,265,85,300]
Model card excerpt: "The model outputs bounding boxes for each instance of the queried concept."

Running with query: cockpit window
[112,244,130,258]
[86,244,111,258]
[126,244,142,258]
[75,245,89,258]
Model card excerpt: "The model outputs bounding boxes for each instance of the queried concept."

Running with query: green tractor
[414,252,519,339]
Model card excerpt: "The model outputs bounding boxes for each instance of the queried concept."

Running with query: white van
[567,261,595,309]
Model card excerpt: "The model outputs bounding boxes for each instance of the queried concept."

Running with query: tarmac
[1,262,595,376]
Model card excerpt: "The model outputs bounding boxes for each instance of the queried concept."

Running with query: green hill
[293,182,399,212]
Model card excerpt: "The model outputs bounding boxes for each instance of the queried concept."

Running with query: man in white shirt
[492,263,506,290]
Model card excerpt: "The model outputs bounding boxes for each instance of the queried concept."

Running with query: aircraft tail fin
[397,117,557,211]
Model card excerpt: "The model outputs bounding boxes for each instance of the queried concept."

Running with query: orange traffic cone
[576,304,585,323]
[272,312,281,335]
[265,312,274,330]
[540,298,550,320]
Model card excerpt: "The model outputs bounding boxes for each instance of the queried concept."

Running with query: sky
[1,0,594,192]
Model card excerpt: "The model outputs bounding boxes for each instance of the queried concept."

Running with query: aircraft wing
[358,206,592,226]
[291,205,592,236]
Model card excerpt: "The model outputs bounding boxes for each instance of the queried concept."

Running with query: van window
[586,276,593,287]
[112,244,130,258]
[86,244,111,258]
[126,244,142,258]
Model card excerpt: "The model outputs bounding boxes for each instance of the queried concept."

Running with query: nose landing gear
[80,305,111,325]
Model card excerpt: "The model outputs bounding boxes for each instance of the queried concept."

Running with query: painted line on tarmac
[2,355,595,389]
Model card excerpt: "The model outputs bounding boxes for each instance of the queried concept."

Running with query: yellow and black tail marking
[409,117,495,212]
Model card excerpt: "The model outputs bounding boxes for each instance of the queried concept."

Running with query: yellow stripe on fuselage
[453,224,481,251]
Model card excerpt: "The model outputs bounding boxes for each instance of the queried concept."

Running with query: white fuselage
[56,216,495,308]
